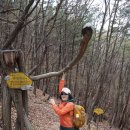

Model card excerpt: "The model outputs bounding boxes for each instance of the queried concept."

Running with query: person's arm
[58,73,66,93]
[52,102,74,116]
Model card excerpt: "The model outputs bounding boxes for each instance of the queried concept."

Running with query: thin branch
[23,16,41,27]
[45,0,64,28]
[25,0,41,19]
[36,0,64,51]
[0,8,23,13]
[2,0,38,49]
[27,46,47,75]
[0,17,17,24]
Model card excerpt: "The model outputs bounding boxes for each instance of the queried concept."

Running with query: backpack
[73,105,86,128]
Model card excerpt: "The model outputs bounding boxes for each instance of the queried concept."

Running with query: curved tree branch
[31,26,93,80]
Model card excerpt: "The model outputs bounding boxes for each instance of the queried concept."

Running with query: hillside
[25,89,119,130]
[0,88,120,130]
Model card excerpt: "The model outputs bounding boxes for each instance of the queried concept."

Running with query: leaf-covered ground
[26,89,119,130]
[0,89,119,130]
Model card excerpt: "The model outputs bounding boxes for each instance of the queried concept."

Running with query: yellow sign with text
[93,108,104,115]
[7,72,32,89]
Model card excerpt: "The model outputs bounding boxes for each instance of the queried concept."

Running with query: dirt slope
[27,89,119,130]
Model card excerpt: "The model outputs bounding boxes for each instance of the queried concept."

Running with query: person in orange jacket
[49,73,79,130]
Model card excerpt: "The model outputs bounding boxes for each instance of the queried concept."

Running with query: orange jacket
[52,102,74,127]
[52,79,74,128]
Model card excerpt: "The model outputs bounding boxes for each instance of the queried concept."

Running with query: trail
[26,89,119,130]
[2,88,119,130]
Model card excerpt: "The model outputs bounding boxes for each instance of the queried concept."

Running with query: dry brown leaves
[2,89,119,130]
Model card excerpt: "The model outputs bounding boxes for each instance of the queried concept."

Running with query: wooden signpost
[0,50,33,130]
[6,72,32,89]
[93,108,104,130]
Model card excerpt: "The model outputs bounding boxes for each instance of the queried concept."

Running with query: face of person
[61,92,69,101]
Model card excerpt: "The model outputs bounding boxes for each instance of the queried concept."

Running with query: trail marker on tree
[6,72,32,89]
[0,50,34,130]
[93,108,104,116]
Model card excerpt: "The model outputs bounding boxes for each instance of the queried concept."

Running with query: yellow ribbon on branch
[93,108,104,115]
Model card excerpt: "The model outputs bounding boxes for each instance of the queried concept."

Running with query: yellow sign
[93,108,104,115]
[7,72,32,89]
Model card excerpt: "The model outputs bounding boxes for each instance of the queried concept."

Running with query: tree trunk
[2,83,12,130]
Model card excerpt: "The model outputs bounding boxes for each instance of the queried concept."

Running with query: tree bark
[2,0,40,49]
[2,84,12,130]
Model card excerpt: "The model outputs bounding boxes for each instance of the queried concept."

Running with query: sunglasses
[61,92,68,95]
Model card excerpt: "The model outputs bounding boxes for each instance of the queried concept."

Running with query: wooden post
[2,82,12,130]
[0,50,27,130]
[16,50,28,114]
[0,51,12,130]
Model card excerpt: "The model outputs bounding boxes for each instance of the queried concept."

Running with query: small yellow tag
[93,108,104,115]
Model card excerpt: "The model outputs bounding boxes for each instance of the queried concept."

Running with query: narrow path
[27,89,118,130]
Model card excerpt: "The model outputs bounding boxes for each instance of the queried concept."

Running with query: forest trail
[15,89,119,130]
[0,89,119,130]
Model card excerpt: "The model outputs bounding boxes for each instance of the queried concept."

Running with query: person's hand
[49,99,55,105]
[61,72,66,80]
